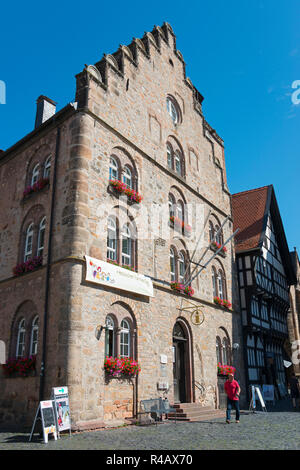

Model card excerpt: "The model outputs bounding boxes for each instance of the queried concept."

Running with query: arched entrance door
[173,321,190,403]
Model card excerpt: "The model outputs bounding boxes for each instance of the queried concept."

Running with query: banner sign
[85,256,154,297]
[51,387,71,435]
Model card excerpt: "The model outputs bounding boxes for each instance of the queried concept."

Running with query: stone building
[232,185,296,401]
[288,248,300,377]
[0,22,245,429]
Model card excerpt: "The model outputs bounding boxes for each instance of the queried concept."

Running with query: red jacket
[224,379,240,400]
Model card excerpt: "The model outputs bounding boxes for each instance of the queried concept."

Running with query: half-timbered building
[232,185,296,400]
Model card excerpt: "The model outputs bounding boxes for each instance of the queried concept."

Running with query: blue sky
[1,0,299,251]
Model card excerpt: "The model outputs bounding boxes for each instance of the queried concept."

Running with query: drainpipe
[39,126,61,402]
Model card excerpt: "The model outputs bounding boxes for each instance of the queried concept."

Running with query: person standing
[224,373,241,423]
[289,373,300,410]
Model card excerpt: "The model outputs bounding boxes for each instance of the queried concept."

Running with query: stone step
[167,410,226,422]
[172,404,212,412]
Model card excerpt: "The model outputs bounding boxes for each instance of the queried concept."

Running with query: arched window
[209,221,214,242]
[43,156,51,179]
[37,217,46,258]
[216,336,222,364]
[107,217,118,261]
[215,225,222,245]
[16,319,26,358]
[218,270,224,300]
[174,150,183,176]
[178,252,186,283]
[120,319,130,357]
[177,201,184,222]
[222,337,229,364]
[31,164,40,186]
[170,248,176,282]
[121,224,132,267]
[167,144,173,169]
[212,267,218,297]
[109,157,119,181]
[166,96,180,125]
[30,316,39,356]
[24,223,34,262]
[105,315,115,357]
[122,166,132,189]
[168,194,176,218]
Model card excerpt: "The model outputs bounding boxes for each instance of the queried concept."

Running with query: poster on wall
[85,255,154,297]
[51,387,71,437]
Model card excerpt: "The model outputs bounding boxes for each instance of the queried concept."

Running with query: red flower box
[214,296,232,309]
[2,355,36,377]
[170,216,192,236]
[13,256,43,277]
[109,179,143,204]
[217,362,236,376]
[23,177,49,198]
[104,356,141,378]
[211,241,227,255]
[171,282,194,297]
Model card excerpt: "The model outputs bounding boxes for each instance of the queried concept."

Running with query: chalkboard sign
[29,401,57,444]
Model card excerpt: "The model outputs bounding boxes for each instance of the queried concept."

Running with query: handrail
[194,380,205,395]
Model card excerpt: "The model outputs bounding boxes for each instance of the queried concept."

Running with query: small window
[120,319,130,357]
[37,217,46,258]
[170,248,176,282]
[105,315,115,357]
[168,194,176,218]
[167,144,173,169]
[166,96,180,125]
[218,271,224,300]
[109,157,119,181]
[31,164,40,186]
[175,151,182,175]
[121,225,132,267]
[24,223,34,262]
[122,167,132,189]
[43,156,51,179]
[16,319,26,358]
[212,267,218,297]
[107,217,117,261]
[178,252,186,283]
[30,316,39,356]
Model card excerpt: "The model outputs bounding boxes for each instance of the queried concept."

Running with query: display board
[29,401,57,443]
[262,385,275,403]
[249,386,267,412]
[51,386,71,437]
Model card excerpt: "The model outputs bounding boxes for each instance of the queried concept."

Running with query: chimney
[35,95,56,128]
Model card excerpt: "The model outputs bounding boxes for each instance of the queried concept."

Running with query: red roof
[232,186,270,253]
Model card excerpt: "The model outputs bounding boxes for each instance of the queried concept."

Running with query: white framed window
[177,201,184,221]
[31,164,40,186]
[107,217,117,261]
[122,167,132,188]
[24,223,34,262]
[109,157,119,181]
[178,252,186,283]
[105,315,115,357]
[218,270,224,299]
[209,221,214,242]
[215,225,222,245]
[120,319,130,357]
[212,267,218,297]
[30,316,39,356]
[170,248,176,282]
[167,144,173,169]
[175,151,182,175]
[166,97,179,125]
[43,156,51,179]
[168,194,175,218]
[37,217,46,258]
[121,224,132,267]
[16,319,26,358]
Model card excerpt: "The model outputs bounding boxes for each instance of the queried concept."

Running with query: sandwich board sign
[249,386,267,412]
[29,401,57,443]
[51,386,71,437]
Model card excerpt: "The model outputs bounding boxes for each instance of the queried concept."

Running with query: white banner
[85,256,154,297]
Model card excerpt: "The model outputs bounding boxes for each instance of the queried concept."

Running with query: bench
[138,398,177,425]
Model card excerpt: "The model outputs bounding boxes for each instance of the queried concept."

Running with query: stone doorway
[172,320,192,403]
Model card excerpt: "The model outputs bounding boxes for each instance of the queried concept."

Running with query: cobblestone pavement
[1,401,300,451]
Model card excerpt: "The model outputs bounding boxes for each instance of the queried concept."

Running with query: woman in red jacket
[224,373,241,423]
